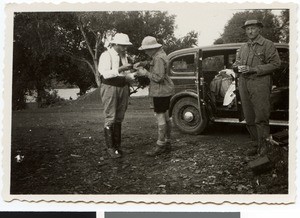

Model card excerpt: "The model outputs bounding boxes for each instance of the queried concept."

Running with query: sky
[168,8,282,46]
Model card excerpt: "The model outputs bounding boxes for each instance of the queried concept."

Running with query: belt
[100,75,128,87]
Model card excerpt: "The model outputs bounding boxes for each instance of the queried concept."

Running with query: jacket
[233,35,281,79]
[146,48,175,97]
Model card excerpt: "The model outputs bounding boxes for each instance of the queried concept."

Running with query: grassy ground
[10,96,288,194]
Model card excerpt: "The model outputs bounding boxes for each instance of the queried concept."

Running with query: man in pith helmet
[135,36,175,156]
[98,33,135,158]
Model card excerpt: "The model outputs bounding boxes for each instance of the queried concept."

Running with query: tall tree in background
[13,11,198,109]
[50,11,177,87]
[214,10,289,44]
[13,12,60,108]
[164,31,198,54]
[278,9,289,43]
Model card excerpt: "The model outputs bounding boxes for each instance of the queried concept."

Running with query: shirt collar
[248,34,264,46]
[108,47,119,56]
[152,47,164,58]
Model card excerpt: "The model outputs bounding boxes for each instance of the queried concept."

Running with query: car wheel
[172,97,208,135]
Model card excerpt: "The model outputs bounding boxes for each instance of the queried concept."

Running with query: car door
[169,53,197,93]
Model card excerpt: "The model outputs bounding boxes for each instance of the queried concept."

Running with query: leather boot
[104,126,121,159]
[246,142,258,156]
[246,125,258,141]
[145,124,167,156]
[165,120,172,152]
[258,139,269,157]
[113,122,122,155]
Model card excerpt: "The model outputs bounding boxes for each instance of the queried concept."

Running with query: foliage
[215,10,289,44]
[38,90,65,108]
[213,38,224,45]
[13,13,59,109]
[164,31,198,54]
[278,10,289,43]
[13,11,198,110]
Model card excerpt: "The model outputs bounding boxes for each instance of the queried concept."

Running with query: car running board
[213,118,288,126]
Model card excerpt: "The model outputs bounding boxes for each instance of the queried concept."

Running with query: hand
[238,65,251,74]
[125,72,137,82]
[119,64,133,72]
[133,62,142,69]
[136,68,148,76]
[133,61,148,70]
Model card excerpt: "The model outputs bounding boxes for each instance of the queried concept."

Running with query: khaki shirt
[234,35,281,78]
[146,48,175,97]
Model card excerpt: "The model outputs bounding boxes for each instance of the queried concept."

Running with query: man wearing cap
[135,36,175,156]
[233,20,281,156]
[98,33,135,158]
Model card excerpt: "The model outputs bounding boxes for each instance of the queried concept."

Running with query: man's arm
[98,52,119,79]
[254,42,281,76]
[146,57,166,83]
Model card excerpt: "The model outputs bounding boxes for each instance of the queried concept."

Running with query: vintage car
[168,43,289,134]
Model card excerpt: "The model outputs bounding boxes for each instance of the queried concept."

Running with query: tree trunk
[93,58,101,87]
[36,87,47,108]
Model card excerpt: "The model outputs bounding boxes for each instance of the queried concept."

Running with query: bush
[39,90,65,108]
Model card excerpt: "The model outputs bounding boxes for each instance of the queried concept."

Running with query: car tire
[172,97,208,135]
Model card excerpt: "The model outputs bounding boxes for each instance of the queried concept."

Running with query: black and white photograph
[2,2,297,203]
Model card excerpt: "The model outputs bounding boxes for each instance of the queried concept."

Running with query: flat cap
[242,20,264,29]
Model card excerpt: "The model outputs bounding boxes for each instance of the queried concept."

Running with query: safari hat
[110,33,132,45]
[139,36,162,50]
[242,20,264,29]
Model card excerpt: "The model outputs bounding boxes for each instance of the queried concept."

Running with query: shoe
[246,147,258,156]
[145,146,166,157]
[258,143,269,157]
[113,122,122,153]
[107,148,122,159]
[245,141,258,156]
[165,141,171,153]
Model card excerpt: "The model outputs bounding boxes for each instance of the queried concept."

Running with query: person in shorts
[135,36,175,156]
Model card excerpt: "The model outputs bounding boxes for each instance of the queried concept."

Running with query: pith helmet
[139,36,162,50]
[242,20,264,29]
[110,33,132,45]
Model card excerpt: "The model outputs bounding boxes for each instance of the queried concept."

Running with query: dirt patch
[10,97,288,194]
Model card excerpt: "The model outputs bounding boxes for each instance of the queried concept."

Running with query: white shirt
[98,47,129,79]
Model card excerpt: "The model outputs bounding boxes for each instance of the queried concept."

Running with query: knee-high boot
[104,125,121,159]
[245,125,259,156]
[113,122,122,154]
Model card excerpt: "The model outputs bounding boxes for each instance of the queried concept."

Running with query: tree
[218,10,283,43]
[277,9,289,43]
[70,11,177,85]
[164,31,198,54]
[213,38,224,45]
[13,12,60,108]
[13,11,198,109]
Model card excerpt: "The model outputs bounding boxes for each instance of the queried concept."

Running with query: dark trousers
[238,75,272,143]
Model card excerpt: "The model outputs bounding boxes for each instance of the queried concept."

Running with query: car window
[228,54,236,69]
[171,54,195,74]
[202,55,224,72]
[273,48,289,88]
[278,49,289,67]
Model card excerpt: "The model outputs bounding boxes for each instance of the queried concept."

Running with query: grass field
[10,96,288,195]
